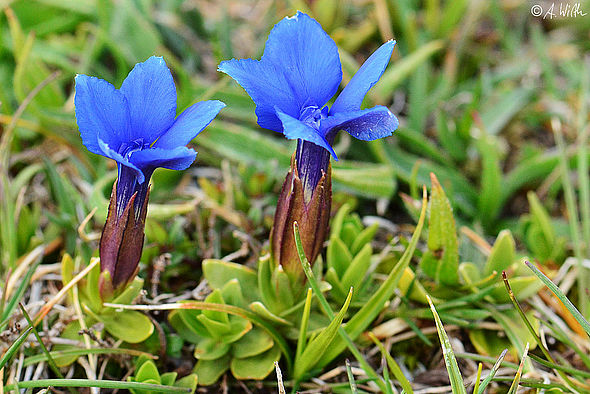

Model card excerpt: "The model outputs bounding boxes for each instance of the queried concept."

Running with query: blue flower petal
[320,106,399,141]
[275,108,338,160]
[219,58,301,131]
[218,12,342,132]
[263,12,342,109]
[75,74,130,155]
[130,146,197,172]
[97,137,144,184]
[330,40,396,114]
[120,56,177,144]
[154,100,226,149]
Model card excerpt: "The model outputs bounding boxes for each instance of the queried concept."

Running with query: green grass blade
[525,260,590,337]
[427,296,466,394]
[1,250,42,326]
[473,363,482,394]
[507,343,528,394]
[345,359,358,394]
[19,304,70,390]
[0,326,33,371]
[477,349,507,394]
[528,353,590,380]
[295,288,312,362]
[294,287,353,379]
[369,332,413,394]
[3,379,191,392]
[502,271,580,391]
[553,118,586,316]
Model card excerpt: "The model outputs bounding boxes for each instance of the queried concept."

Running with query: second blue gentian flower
[75,56,225,298]
[219,12,398,289]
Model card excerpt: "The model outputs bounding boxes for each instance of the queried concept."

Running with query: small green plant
[128,356,197,394]
[169,279,280,385]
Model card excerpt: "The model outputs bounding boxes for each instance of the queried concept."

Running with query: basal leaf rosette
[169,280,280,385]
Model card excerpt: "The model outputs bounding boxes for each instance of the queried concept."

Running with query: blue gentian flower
[218,11,398,196]
[75,56,225,295]
[76,56,225,219]
[218,12,398,291]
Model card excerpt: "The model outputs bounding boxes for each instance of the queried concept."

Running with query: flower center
[118,138,148,159]
[299,105,328,130]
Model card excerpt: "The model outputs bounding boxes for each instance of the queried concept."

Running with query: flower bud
[99,181,149,299]
[270,141,332,285]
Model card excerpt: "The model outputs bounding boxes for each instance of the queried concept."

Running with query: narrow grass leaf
[0,326,32,371]
[19,304,69,389]
[369,332,413,394]
[427,296,466,394]
[345,359,358,394]
[294,288,353,379]
[502,271,580,391]
[295,288,313,362]
[473,363,482,394]
[3,379,190,392]
[507,343,529,394]
[477,349,507,394]
[524,260,590,337]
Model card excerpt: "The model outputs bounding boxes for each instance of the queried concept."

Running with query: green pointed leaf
[327,237,353,277]
[341,243,372,291]
[428,296,467,394]
[274,268,295,310]
[421,173,459,285]
[258,256,280,313]
[83,260,103,312]
[202,290,229,324]
[294,288,353,379]
[350,223,378,255]
[160,372,177,387]
[476,133,503,230]
[111,277,144,305]
[220,279,246,309]
[197,314,232,337]
[484,230,515,277]
[248,302,292,326]
[230,345,281,381]
[341,222,359,247]
[135,360,161,384]
[330,204,352,238]
[325,268,348,301]
[232,326,274,358]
